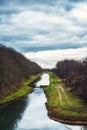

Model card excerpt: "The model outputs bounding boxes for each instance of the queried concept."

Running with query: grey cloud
[0,35,33,42]
[4,40,87,53]
[0,9,19,15]
[0,0,57,7]
[14,0,57,6]
[0,0,87,53]
[68,0,87,2]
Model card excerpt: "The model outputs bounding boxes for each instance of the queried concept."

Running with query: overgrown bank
[43,73,87,125]
[0,44,42,105]
[52,59,87,102]
[0,74,41,105]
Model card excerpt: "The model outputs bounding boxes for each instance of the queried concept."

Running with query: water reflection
[0,97,28,130]
[15,87,84,130]
[0,74,86,130]
[16,88,65,130]
[36,73,50,87]
[83,126,87,130]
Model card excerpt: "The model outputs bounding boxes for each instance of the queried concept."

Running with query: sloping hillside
[0,44,42,98]
[52,59,87,102]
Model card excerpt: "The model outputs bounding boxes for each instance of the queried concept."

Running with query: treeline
[0,44,42,97]
[52,59,87,102]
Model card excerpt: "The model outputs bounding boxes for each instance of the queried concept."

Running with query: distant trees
[0,44,42,97]
[52,59,87,102]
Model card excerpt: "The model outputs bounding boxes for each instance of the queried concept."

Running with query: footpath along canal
[0,73,86,130]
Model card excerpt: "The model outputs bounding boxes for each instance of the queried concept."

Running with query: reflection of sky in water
[36,73,50,87]
[15,74,83,130]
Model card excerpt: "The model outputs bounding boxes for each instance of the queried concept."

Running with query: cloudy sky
[0,0,87,68]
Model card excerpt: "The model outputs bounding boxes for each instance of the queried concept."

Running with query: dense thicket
[0,44,42,96]
[52,59,87,102]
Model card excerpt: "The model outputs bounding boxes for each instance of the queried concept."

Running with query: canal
[0,74,86,130]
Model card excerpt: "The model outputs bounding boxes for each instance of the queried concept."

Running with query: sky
[0,0,87,68]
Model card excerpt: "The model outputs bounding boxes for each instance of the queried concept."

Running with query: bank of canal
[0,73,85,130]
[43,73,87,125]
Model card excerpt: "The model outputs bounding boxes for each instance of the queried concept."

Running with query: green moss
[0,74,41,105]
[43,72,87,122]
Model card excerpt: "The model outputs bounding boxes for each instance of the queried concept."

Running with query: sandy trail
[56,86,69,106]
[55,85,87,113]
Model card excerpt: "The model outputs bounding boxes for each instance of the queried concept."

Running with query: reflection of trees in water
[83,126,87,130]
[0,97,28,130]
[64,125,87,130]
[65,126,71,130]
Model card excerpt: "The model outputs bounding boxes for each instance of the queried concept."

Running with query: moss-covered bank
[0,74,41,105]
[43,73,87,125]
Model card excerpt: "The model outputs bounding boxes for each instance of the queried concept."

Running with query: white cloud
[4,7,85,47]
[70,3,87,23]
[0,1,87,50]
[24,47,87,68]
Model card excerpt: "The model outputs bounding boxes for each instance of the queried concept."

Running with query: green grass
[0,74,41,105]
[43,72,87,123]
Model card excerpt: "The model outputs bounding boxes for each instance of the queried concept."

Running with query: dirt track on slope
[56,86,69,106]
[55,86,87,113]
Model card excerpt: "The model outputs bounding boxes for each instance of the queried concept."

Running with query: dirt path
[56,86,69,106]
[55,85,87,113]
[56,86,63,106]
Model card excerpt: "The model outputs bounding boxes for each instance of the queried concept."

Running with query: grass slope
[43,73,87,125]
[0,74,41,105]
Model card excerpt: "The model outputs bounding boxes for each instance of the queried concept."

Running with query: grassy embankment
[43,73,87,125]
[0,74,41,105]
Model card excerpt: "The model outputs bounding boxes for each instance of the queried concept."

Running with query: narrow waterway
[0,74,86,130]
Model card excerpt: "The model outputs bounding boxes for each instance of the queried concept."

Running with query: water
[36,74,50,86]
[0,74,86,130]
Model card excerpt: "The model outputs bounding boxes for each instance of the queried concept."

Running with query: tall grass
[43,73,87,122]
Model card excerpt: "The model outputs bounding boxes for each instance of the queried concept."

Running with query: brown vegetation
[0,44,42,98]
[52,59,87,102]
